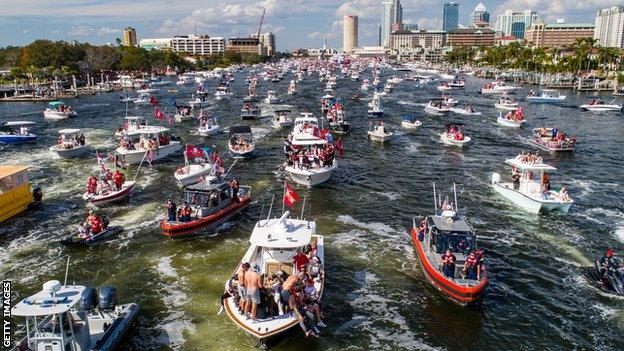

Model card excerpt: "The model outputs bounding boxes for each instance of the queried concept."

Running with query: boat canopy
[505,158,557,171]
[3,121,36,126]
[12,285,86,317]
[58,128,81,135]
[0,165,29,180]
[230,125,252,135]
[49,101,65,107]
[428,215,473,233]
[250,213,314,249]
[137,126,170,134]
[124,116,145,120]
[186,181,228,193]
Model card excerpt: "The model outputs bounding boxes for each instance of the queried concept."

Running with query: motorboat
[136,84,159,94]
[229,126,255,158]
[526,89,566,104]
[321,88,334,100]
[451,106,481,116]
[481,81,522,94]
[424,99,451,114]
[411,184,488,304]
[174,103,195,122]
[440,123,472,147]
[494,97,519,111]
[264,90,280,104]
[11,279,139,351]
[594,254,624,296]
[327,105,350,135]
[272,109,294,130]
[223,210,325,345]
[387,75,403,84]
[241,102,261,120]
[60,216,123,246]
[134,93,158,106]
[528,127,576,153]
[197,113,220,136]
[367,95,384,116]
[189,95,210,108]
[43,101,77,120]
[176,75,194,85]
[448,80,466,88]
[285,114,338,187]
[442,96,458,106]
[497,111,526,128]
[83,180,136,205]
[115,127,181,165]
[437,83,452,92]
[491,153,573,213]
[161,181,251,237]
[367,122,393,143]
[402,116,422,130]
[0,121,37,144]
[174,144,216,186]
[287,80,297,95]
[49,128,90,158]
[580,99,623,112]
[214,85,234,100]
[115,116,166,138]
[438,72,456,80]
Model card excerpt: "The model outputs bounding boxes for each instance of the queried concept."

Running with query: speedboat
[321,88,334,100]
[115,127,181,165]
[49,129,90,158]
[241,102,261,120]
[494,97,519,111]
[115,116,166,138]
[481,81,522,94]
[401,116,422,130]
[11,279,139,351]
[264,90,280,104]
[367,95,384,116]
[174,144,216,186]
[580,99,623,112]
[491,154,573,213]
[60,216,123,246]
[161,181,251,237]
[189,96,210,108]
[43,101,77,120]
[367,122,393,143]
[272,109,294,130]
[411,184,488,304]
[133,93,158,106]
[136,84,159,94]
[83,180,136,206]
[424,99,451,114]
[327,106,350,135]
[448,80,466,88]
[174,103,194,122]
[497,111,526,128]
[197,114,220,136]
[0,121,37,144]
[214,85,234,100]
[176,75,194,85]
[437,83,452,92]
[442,96,458,106]
[451,106,481,116]
[229,126,255,158]
[528,127,576,153]
[440,123,472,147]
[223,210,325,345]
[526,89,566,104]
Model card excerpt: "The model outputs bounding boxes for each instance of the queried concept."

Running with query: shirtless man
[281,273,301,311]
[244,267,262,321]
[236,263,250,312]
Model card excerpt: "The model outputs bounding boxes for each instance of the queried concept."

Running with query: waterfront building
[380,0,403,47]
[594,6,624,48]
[443,2,459,32]
[470,2,490,26]
[447,28,495,47]
[227,37,265,55]
[170,35,225,55]
[389,29,447,52]
[343,15,359,53]
[351,46,389,58]
[495,9,541,39]
[260,33,276,56]
[526,21,595,48]
[122,27,137,46]
[139,38,172,51]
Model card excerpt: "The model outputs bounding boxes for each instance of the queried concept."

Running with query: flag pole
[300,195,306,219]
[134,148,150,180]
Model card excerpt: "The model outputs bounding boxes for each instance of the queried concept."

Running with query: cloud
[68,25,94,36]
[308,31,322,39]
[97,26,121,36]
[21,29,29,34]
[417,17,442,30]
[493,0,617,18]
[335,0,381,20]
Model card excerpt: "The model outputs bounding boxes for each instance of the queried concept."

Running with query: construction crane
[256,8,266,38]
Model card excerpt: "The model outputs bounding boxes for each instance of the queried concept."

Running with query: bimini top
[12,284,86,317]
[505,157,557,171]
[137,126,170,134]
[49,101,66,107]
[230,125,252,135]
[428,214,473,234]
[124,116,145,120]
[273,109,292,114]
[58,128,81,135]
[250,212,315,249]
[0,165,29,179]
[3,121,36,126]
[186,181,228,193]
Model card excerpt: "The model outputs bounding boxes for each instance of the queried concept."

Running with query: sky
[0,0,621,50]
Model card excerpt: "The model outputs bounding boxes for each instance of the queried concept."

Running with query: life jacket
[113,172,124,184]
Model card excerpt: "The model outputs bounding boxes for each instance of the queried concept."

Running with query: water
[1,71,624,350]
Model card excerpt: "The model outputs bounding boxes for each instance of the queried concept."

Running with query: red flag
[185,144,204,159]
[150,96,159,105]
[283,182,300,208]
[154,107,165,121]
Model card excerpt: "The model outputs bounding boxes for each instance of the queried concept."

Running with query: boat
[229,126,255,158]
[494,97,519,111]
[593,252,624,296]
[174,144,216,186]
[287,80,297,95]
[115,127,181,165]
[272,109,294,130]
[215,84,234,100]
[367,122,393,143]
[424,99,451,114]
[60,216,123,246]
[176,75,194,85]
[223,210,325,343]
[161,181,251,237]
[579,99,623,112]
[437,83,452,92]
[136,85,159,94]
[440,123,472,147]
[241,102,261,119]
[442,96,458,106]
[11,279,139,351]
[367,95,384,116]
[189,95,210,108]
[43,101,77,120]
[133,93,155,105]
[481,81,522,94]
[0,166,42,223]
[448,79,466,88]
[526,89,566,104]
[528,127,576,152]
[410,184,488,304]
[451,106,481,116]
[0,121,37,144]
[497,111,525,128]
[402,116,422,130]
[174,102,195,122]
[49,129,90,158]
[491,153,573,213]
[264,90,280,104]
[321,88,334,100]
[327,104,350,134]
[115,116,167,138]
[197,113,221,136]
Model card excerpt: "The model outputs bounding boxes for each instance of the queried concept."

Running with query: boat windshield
[431,232,476,255]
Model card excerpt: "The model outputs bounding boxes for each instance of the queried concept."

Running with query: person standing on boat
[230,179,239,203]
[113,170,125,191]
[463,251,478,280]
[166,198,177,222]
[180,202,192,222]
[293,249,310,272]
[87,175,98,195]
[512,170,521,190]
[599,249,619,277]
[440,249,457,278]
[244,266,262,322]
[236,262,250,312]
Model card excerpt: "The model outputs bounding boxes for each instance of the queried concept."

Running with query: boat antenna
[453,182,458,212]
[63,256,70,286]
[432,182,437,211]
[259,202,265,220]
[300,195,307,219]
[267,194,275,221]
[221,159,238,179]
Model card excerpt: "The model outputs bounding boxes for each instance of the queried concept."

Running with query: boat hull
[497,116,524,128]
[286,163,335,187]
[492,182,572,214]
[527,139,574,153]
[50,144,90,158]
[0,135,37,144]
[440,134,472,147]
[60,226,123,246]
[116,142,181,164]
[83,181,136,205]
[174,165,214,186]
[43,110,76,120]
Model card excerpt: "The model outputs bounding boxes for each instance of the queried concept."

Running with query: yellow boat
[0,166,42,223]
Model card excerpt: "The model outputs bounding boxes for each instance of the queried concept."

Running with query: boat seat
[265,262,292,276]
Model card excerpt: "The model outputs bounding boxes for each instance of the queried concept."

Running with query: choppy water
[1,70,624,351]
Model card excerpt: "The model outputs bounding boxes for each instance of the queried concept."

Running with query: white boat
[451,107,481,116]
[439,72,456,80]
[494,97,519,111]
[272,109,294,129]
[440,123,472,147]
[133,93,154,105]
[188,96,209,108]
[49,129,90,158]
[223,211,325,343]
[11,279,139,351]
[115,127,181,165]
[424,100,451,113]
[448,80,466,88]
[401,116,422,130]
[241,102,261,119]
[437,83,452,92]
[497,112,525,128]
[579,99,623,111]
[197,115,220,136]
[528,127,576,153]
[214,85,234,100]
[136,86,159,94]
[176,75,194,85]
[367,122,393,143]
[491,155,573,213]
[442,96,458,106]
[481,81,522,94]
[264,90,280,104]
[526,89,566,104]
[43,101,77,120]
[174,146,216,186]
[367,95,384,116]
[83,180,136,205]
[174,104,195,122]
[387,76,403,84]
[287,80,297,95]
[321,88,334,100]
[229,125,255,158]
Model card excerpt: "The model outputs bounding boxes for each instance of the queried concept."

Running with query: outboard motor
[32,187,43,202]
[98,285,118,311]
[79,286,98,310]
[101,216,110,229]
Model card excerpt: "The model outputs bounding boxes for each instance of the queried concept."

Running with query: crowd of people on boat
[283,139,336,170]
[85,170,126,196]
[229,135,253,153]
[220,245,326,337]
[119,134,171,151]
[445,125,466,141]
[56,133,86,149]
[77,210,108,238]
[503,108,525,122]
[535,127,577,149]
[440,248,485,281]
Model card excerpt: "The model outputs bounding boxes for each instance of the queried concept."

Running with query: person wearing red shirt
[293,249,310,272]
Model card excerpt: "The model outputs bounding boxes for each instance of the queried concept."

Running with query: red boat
[410,185,488,304]
[161,181,250,238]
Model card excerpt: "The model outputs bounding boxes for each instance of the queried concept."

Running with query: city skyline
[0,0,614,50]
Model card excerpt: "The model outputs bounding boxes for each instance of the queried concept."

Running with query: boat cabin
[0,165,39,223]
[1,121,35,136]
[505,157,556,195]
[425,213,476,257]
[183,181,234,218]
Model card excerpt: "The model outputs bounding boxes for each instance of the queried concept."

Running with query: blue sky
[0,0,616,50]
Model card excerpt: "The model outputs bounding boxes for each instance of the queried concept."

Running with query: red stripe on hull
[90,185,134,205]
[411,228,488,303]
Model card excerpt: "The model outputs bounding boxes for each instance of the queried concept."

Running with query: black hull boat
[593,258,624,296]
[61,225,123,247]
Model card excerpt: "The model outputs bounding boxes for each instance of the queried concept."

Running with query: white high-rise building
[170,35,225,55]
[594,6,624,48]
[495,9,540,39]
[470,2,490,26]
[380,0,403,47]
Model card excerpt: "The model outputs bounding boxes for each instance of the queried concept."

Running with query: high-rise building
[443,2,459,32]
[526,21,595,48]
[260,33,276,55]
[170,35,225,55]
[470,2,490,26]
[380,0,403,47]
[343,15,359,53]
[594,6,624,48]
[495,9,541,39]
[393,0,403,24]
[122,27,137,46]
